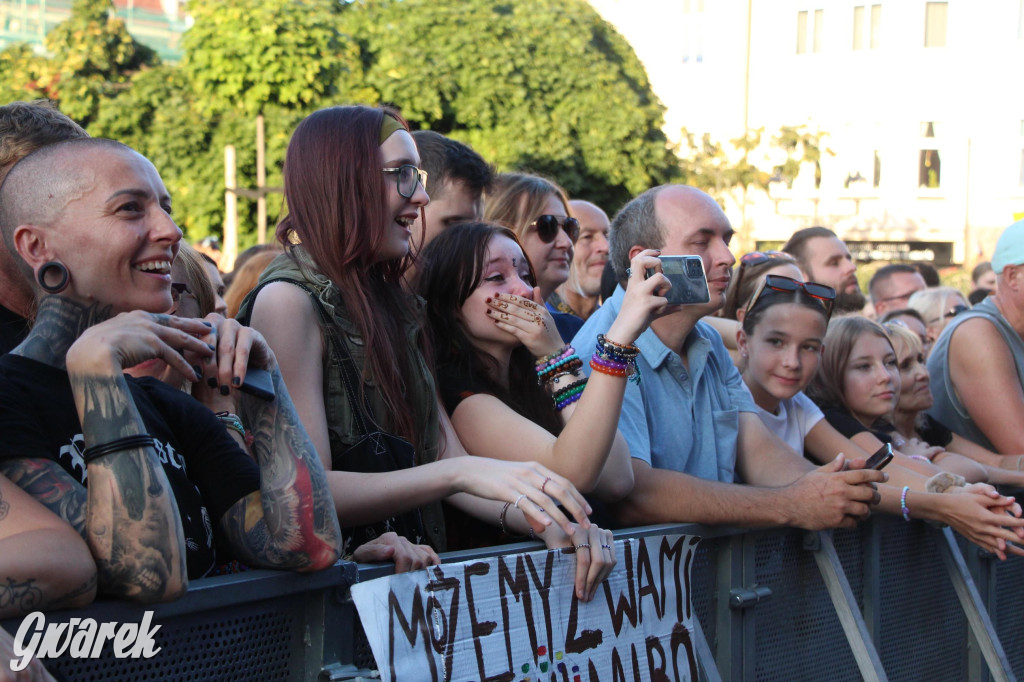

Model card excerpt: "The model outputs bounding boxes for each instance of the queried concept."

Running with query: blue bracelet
[900,486,911,521]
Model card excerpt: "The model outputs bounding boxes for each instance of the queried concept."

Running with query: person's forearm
[0,529,97,618]
[550,372,630,492]
[230,369,342,571]
[67,363,187,602]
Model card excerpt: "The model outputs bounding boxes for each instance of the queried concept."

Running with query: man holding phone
[573,185,885,531]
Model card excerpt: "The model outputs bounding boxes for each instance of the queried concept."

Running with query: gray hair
[609,185,667,285]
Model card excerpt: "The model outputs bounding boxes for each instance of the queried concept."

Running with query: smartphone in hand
[645,255,711,305]
[865,443,893,470]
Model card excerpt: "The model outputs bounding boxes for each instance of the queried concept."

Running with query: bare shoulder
[251,280,318,325]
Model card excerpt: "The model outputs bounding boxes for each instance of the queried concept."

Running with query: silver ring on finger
[513,493,527,509]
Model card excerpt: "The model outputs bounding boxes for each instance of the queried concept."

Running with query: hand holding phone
[645,255,711,305]
[865,443,893,470]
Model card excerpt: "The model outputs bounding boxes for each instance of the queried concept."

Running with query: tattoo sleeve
[224,369,342,570]
[0,458,88,536]
[69,372,188,602]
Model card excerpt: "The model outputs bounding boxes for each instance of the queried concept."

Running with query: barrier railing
[3,514,1021,681]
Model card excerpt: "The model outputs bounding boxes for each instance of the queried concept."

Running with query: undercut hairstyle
[484,172,570,240]
[879,307,926,326]
[806,316,893,410]
[0,100,88,187]
[414,222,561,435]
[781,226,838,273]
[868,263,919,302]
[276,105,422,448]
[740,286,830,336]
[411,130,493,200]
[721,252,798,321]
[176,243,216,318]
[608,185,666,286]
[0,138,132,258]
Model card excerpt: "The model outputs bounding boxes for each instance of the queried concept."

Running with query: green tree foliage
[772,125,830,189]
[0,0,156,126]
[340,0,679,211]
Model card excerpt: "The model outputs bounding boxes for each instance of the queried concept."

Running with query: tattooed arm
[194,317,341,571]
[0,473,96,618]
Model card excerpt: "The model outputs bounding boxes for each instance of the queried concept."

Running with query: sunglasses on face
[745,274,836,319]
[529,215,580,244]
[382,164,428,199]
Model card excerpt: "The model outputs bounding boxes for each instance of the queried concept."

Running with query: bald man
[550,199,610,320]
[0,101,88,353]
[572,185,884,531]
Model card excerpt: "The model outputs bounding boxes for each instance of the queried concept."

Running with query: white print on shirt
[10,611,161,672]
[59,434,187,483]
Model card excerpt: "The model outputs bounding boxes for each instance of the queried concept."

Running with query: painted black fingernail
[232,376,241,386]
[202,321,213,327]
[192,365,202,376]
[207,343,216,351]
[219,385,230,396]
[208,378,218,389]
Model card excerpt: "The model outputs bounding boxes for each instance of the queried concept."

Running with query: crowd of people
[1,99,1024,677]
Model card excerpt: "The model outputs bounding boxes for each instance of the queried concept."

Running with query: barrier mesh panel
[43,601,299,682]
[751,531,861,682]
[691,538,719,650]
[876,518,967,682]
[992,551,1024,676]
[832,526,866,605]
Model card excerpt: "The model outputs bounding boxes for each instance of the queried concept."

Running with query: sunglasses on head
[739,250,791,267]
[529,215,580,244]
[382,164,428,199]
[745,274,836,319]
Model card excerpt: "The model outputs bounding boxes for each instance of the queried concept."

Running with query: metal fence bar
[811,530,888,682]
[935,526,1016,682]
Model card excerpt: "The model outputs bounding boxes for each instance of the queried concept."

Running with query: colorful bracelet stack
[591,334,641,384]
[535,346,583,384]
[900,486,911,522]
[552,376,588,410]
[216,411,254,447]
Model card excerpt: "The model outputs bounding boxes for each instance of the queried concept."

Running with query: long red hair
[277,105,421,446]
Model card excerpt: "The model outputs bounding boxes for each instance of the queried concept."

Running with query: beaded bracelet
[900,486,911,522]
[83,434,156,464]
[499,501,535,539]
[215,411,254,447]
[596,334,640,359]
[594,335,641,383]
[552,378,588,408]
[537,355,583,383]
[535,345,573,371]
[590,354,628,377]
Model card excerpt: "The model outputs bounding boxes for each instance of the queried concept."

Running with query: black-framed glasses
[745,274,836,319]
[529,215,580,244]
[382,164,428,199]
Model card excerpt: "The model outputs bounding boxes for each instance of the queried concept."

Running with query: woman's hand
[537,522,616,602]
[448,457,592,537]
[486,292,563,358]
[899,438,945,460]
[939,491,1024,560]
[351,532,440,573]
[190,314,279,407]
[66,310,213,379]
[604,249,671,347]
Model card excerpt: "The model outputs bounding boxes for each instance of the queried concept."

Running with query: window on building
[873,151,882,187]
[919,122,941,188]
[854,4,882,50]
[797,9,824,53]
[925,1,947,47]
[681,0,705,64]
[797,11,808,53]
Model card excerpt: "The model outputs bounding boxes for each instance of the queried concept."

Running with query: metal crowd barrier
[4,515,1022,681]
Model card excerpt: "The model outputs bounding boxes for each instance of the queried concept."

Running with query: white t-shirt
[755,391,824,455]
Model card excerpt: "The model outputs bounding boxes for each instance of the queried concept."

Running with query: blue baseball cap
[992,219,1024,274]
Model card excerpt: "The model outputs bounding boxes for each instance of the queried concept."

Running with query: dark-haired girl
[242,107,608,592]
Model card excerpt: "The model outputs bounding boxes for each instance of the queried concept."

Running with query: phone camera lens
[686,259,703,278]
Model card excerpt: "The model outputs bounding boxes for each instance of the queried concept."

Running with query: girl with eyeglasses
[484,173,584,342]
[416,223,670,551]
[241,107,610,595]
[802,316,1024,558]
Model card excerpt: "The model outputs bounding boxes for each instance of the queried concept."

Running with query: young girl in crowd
[484,173,583,340]
[241,106,613,596]
[735,276,1024,557]
[885,321,1024,480]
[415,222,668,544]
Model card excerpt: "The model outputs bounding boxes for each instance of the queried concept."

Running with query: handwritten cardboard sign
[351,534,701,682]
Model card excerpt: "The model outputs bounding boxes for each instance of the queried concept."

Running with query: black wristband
[83,435,156,464]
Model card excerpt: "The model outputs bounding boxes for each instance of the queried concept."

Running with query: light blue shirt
[573,286,757,483]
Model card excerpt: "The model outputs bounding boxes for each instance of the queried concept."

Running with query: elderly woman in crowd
[0,138,341,603]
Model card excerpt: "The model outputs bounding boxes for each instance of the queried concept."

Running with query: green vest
[238,250,446,552]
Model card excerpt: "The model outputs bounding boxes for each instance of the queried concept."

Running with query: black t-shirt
[821,405,894,444]
[916,413,954,448]
[0,354,261,579]
[0,304,30,356]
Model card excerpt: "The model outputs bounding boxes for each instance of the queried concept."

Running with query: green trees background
[0,0,681,246]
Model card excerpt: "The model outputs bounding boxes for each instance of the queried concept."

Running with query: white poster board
[351,534,701,682]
